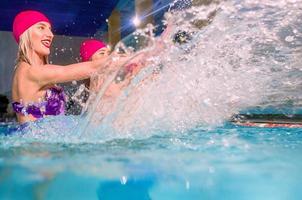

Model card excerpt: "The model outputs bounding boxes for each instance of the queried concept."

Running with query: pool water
[1,121,302,200]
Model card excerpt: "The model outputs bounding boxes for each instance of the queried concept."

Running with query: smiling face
[29,22,54,56]
[91,47,110,61]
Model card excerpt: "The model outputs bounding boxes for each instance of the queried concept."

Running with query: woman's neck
[31,51,45,66]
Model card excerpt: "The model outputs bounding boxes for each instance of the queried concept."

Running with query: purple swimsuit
[12,87,66,119]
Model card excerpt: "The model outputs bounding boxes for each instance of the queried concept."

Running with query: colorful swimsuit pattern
[12,87,66,119]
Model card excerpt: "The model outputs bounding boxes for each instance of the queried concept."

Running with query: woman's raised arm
[26,58,109,86]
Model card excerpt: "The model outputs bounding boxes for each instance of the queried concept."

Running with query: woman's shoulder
[14,62,40,89]
[17,61,31,68]
[16,62,45,81]
[14,62,34,83]
[15,62,31,74]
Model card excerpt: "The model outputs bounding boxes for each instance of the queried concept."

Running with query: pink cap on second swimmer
[13,10,51,43]
[80,39,107,62]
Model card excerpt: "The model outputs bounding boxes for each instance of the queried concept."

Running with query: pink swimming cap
[80,39,107,62]
[13,10,51,43]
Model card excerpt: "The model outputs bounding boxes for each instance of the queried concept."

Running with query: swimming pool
[2,0,302,199]
[1,119,302,200]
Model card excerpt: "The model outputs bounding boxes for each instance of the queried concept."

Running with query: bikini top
[12,87,66,119]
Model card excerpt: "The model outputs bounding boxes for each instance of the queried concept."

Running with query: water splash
[82,0,302,137]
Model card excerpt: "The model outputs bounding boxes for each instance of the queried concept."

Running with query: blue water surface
[0,120,302,200]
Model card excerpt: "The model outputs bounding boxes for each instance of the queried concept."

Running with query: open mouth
[41,39,52,48]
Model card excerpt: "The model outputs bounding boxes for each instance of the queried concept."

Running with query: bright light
[132,16,141,27]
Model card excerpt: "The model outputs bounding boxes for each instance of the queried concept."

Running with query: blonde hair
[15,27,48,68]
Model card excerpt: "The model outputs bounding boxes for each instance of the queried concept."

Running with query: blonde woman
[11,10,110,124]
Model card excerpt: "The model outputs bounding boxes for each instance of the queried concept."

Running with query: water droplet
[285,36,294,42]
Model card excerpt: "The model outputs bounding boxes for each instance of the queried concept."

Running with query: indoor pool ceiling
[0,0,170,37]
